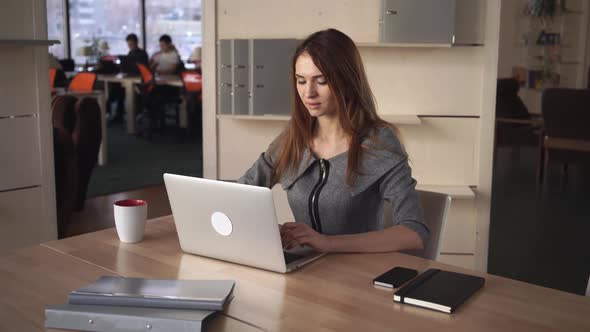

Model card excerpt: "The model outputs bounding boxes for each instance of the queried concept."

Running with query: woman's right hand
[279,222,332,253]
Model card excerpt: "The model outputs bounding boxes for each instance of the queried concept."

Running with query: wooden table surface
[40,215,590,332]
[0,244,260,331]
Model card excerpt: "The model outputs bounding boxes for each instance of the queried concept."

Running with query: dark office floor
[488,146,590,295]
[87,120,202,197]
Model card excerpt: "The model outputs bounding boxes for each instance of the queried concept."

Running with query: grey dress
[238,126,429,245]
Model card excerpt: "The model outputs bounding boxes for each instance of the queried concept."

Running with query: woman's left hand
[280,222,332,253]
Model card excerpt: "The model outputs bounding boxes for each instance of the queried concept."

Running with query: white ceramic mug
[113,199,148,243]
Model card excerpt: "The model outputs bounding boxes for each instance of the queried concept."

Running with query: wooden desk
[154,75,188,128]
[97,74,141,134]
[0,245,260,331]
[42,216,590,332]
[97,74,188,134]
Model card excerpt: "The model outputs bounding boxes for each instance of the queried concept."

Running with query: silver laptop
[163,173,325,273]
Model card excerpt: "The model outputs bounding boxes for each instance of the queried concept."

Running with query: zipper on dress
[308,159,330,233]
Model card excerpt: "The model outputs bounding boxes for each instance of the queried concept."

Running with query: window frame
[52,0,200,62]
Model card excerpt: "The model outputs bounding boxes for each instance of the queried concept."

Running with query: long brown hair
[273,29,396,186]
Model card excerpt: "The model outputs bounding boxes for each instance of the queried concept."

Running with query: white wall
[202,0,501,271]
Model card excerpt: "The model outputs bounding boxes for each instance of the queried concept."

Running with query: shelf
[218,114,421,125]
[356,42,451,48]
[562,10,584,15]
[528,56,580,65]
[0,39,60,46]
[217,114,290,121]
[521,87,541,91]
[416,185,475,199]
[380,114,421,125]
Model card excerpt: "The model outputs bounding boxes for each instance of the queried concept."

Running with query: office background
[202,0,498,271]
[46,0,202,63]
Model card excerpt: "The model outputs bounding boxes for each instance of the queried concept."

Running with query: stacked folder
[45,276,235,332]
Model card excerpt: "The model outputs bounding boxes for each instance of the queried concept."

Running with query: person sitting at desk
[140,35,183,136]
[150,34,182,75]
[238,29,429,253]
[126,33,148,65]
[107,33,149,124]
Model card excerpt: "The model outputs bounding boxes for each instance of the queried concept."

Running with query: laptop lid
[163,174,290,273]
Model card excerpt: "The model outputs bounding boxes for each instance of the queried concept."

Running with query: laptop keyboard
[283,252,303,264]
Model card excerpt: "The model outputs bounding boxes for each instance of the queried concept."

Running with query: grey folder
[69,276,235,311]
[45,304,215,332]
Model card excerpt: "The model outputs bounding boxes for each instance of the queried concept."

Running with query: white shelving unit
[217,114,290,121]
[416,184,475,199]
[356,42,451,48]
[0,1,58,251]
[217,114,422,125]
[512,0,588,91]
[0,39,60,46]
[380,114,422,125]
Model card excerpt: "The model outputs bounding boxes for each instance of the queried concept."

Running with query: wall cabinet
[217,39,298,116]
[0,116,42,191]
[380,0,485,45]
[0,187,54,251]
[0,0,57,250]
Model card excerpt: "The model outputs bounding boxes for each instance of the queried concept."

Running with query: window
[69,0,142,64]
[145,0,202,61]
[47,0,66,59]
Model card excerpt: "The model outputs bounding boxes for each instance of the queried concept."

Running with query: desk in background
[97,74,187,135]
[31,215,590,332]
[97,74,141,134]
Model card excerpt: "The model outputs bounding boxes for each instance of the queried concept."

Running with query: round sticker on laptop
[211,212,233,236]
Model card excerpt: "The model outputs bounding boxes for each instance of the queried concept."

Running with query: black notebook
[393,268,485,313]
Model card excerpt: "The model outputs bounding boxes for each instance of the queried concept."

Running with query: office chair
[72,98,102,211]
[135,63,156,137]
[58,58,75,72]
[384,190,451,261]
[181,71,203,136]
[136,63,182,137]
[181,71,202,94]
[137,63,154,92]
[68,72,97,92]
[494,78,542,153]
[51,96,79,238]
[49,68,57,88]
[538,88,590,187]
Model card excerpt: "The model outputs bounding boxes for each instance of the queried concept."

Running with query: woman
[238,29,428,253]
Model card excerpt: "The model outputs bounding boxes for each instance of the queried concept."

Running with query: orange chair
[181,71,202,93]
[137,63,154,92]
[181,71,203,136]
[68,72,97,92]
[49,68,57,88]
